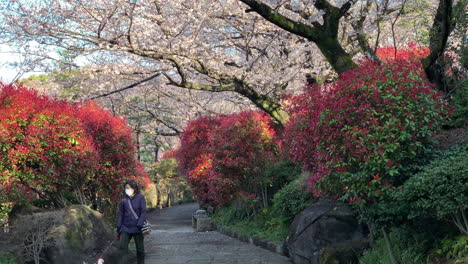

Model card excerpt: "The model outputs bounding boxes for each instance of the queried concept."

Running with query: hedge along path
[142,203,291,264]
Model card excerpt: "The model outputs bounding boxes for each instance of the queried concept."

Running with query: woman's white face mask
[125,188,134,197]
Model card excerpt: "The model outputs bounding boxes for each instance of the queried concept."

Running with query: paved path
[142,203,291,264]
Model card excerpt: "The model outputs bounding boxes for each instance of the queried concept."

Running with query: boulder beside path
[285,199,368,264]
[47,204,138,264]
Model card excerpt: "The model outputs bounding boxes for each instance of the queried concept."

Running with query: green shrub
[261,160,301,190]
[393,146,468,234]
[212,204,290,242]
[152,158,194,205]
[435,235,468,263]
[359,228,430,264]
[271,178,313,223]
[0,202,12,227]
[0,253,15,264]
[258,160,301,208]
[360,224,467,264]
[211,165,307,243]
[212,204,237,224]
[153,158,180,179]
[446,81,468,127]
[360,146,467,264]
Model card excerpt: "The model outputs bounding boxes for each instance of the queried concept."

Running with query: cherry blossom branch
[238,0,357,73]
[239,0,321,41]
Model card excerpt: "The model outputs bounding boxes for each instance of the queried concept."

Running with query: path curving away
[142,203,291,264]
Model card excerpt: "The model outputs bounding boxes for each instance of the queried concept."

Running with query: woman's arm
[137,195,147,228]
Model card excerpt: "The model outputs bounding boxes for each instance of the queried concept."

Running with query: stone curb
[213,224,288,257]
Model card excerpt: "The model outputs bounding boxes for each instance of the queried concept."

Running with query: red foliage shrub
[176,116,220,205]
[283,58,449,202]
[0,83,149,209]
[76,101,149,202]
[176,111,279,206]
[376,42,429,62]
[0,84,94,207]
[207,111,278,206]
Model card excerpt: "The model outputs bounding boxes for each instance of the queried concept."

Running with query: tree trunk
[156,184,162,208]
[239,0,357,76]
[422,0,455,93]
[253,97,289,125]
[315,34,358,74]
[154,143,160,163]
[136,130,141,161]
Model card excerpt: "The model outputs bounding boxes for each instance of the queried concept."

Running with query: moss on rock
[47,205,116,264]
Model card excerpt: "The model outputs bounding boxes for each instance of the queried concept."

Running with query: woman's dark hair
[123,180,141,196]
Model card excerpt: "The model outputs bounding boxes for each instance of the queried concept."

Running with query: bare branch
[90,73,162,99]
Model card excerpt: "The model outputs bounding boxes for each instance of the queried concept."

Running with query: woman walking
[116,180,147,264]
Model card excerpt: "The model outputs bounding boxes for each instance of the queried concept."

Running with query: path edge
[213,224,289,257]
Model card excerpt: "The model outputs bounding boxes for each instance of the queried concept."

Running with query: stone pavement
[142,203,292,264]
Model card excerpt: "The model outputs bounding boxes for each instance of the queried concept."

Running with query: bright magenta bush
[0,83,149,210]
[176,111,279,206]
[283,58,449,202]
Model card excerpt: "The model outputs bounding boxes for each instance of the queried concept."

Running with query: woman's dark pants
[119,231,145,264]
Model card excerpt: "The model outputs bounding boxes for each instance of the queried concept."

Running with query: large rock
[46,205,135,264]
[286,199,368,264]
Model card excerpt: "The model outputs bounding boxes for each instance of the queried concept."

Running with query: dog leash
[95,239,116,264]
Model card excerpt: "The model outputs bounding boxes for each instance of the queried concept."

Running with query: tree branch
[238,0,357,73]
[352,0,379,61]
[239,0,321,42]
[141,100,182,135]
[90,73,162,99]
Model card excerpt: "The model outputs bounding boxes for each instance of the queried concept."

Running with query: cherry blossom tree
[1,0,309,123]
[0,0,462,124]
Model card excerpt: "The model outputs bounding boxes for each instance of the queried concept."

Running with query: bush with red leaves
[176,111,279,207]
[283,58,449,203]
[0,83,149,212]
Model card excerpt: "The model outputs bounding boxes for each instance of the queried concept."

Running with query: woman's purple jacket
[117,193,147,234]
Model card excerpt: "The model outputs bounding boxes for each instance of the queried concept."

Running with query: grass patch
[211,177,312,244]
[212,205,290,243]
[359,225,467,264]
[359,230,430,264]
